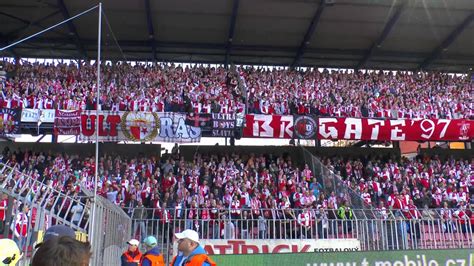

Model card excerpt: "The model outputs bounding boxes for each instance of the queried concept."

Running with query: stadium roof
[0,0,473,72]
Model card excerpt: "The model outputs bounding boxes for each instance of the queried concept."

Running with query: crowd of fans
[0,146,473,241]
[324,155,473,209]
[242,68,473,119]
[1,60,472,119]
[0,61,244,114]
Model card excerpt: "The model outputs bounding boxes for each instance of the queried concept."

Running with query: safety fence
[125,207,473,263]
[301,146,369,209]
[0,161,131,266]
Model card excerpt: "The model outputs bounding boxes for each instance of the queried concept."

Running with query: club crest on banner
[294,115,317,139]
[0,108,21,135]
[458,120,471,140]
[121,112,160,141]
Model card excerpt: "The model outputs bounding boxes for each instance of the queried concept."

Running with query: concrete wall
[179,145,305,163]
[179,145,401,164]
[3,142,469,162]
[419,148,473,160]
[0,142,162,158]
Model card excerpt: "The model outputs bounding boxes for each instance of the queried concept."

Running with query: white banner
[200,239,360,255]
[21,109,55,123]
[79,111,201,143]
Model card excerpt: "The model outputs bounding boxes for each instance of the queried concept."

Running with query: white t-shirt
[71,204,84,222]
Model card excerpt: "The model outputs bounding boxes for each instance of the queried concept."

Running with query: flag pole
[90,1,102,259]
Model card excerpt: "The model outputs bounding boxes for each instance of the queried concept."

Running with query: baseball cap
[143,236,157,247]
[35,225,76,248]
[175,229,199,243]
[127,239,140,246]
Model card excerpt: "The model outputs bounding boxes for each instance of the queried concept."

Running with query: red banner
[54,110,81,135]
[243,115,474,141]
[317,118,473,141]
[243,114,293,138]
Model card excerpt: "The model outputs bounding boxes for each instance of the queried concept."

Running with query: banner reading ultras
[243,114,474,141]
[79,111,201,143]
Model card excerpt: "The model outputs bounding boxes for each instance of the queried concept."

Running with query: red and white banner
[317,118,473,141]
[54,110,81,135]
[243,114,294,138]
[79,111,201,143]
[243,115,474,141]
[201,239,360,255]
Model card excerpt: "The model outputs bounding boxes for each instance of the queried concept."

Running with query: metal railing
[122,207,473,263]
[0,162,131,266]
[301,147,368,209]
[0,162,89,265]
[82,186,132,266]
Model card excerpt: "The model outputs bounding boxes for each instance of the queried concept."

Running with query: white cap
[175,229,199,243]
[127,239,140,246]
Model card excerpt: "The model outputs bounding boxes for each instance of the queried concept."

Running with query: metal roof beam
[418,13,474,70]
[225,0,240,68]
[356,3,405,69]
[8,37,474,62]
[291,0,326,68]
[57,0,88,59]
[0,11,31,25]
[5,11,62,39]
[144,0,157,60]
[0,37,19,58]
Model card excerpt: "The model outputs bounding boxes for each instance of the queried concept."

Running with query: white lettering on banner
[307,263,358,266]
[319,118,338,139]
[279,116,293,138]
[21,109,38,122]
[243,115,472,141]
[374,255,439,266]
[344,118,362,139]
[79,111,200,142]
[390,120,406,140]
[159,117,174,138]
[417,119,452,140]
[420,119,436,139]
[305,254,474,266]
[213,113,235,120]
[437,119,450,138]
[252,115,273,137]
[201,239,360,255]
[174,118,189,139]
[445,259,463,266]
[188,125,200,139]
[367,119,385,140]
[159,117,200,139]
[40,110,55,122]
[21,109,56,123]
